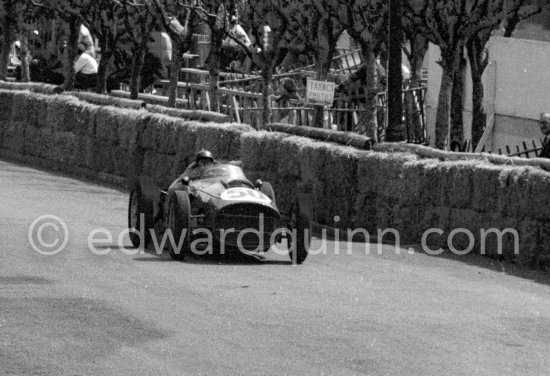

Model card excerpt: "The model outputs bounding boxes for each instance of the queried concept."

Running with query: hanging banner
[305,78,336,106]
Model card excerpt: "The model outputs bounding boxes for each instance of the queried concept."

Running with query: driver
[195,149,215,169]
[188,149,215,179]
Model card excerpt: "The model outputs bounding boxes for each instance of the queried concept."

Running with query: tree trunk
[408,34,428,84]
[405,35,428,144]
[20,33,31,82]
[168,40,184,108]
[130,44,146,100]
[95,35,111,93]
[435,69,453,149]
[0,7,17,81]
[467,34,489,150]
[96,49,113,94]
[261,67,273,129]
[450,54,465,146]
[206,27,224,112]
[63,17,81,91]
[312,44,334,129]
[386,0,405,142]
[312,106,325,129]
[96,49,112,94]
[207,67,219,112]
[470,75,486,150]
[360,42,378,140]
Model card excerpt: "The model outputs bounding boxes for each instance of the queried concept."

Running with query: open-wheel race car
[128,151,312,264]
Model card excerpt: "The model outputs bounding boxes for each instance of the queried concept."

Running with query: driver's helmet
[195,149,214,164]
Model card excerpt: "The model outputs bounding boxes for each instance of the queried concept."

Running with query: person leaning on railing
[538,112,550,158]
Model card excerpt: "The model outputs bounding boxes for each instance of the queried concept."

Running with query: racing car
[127,151,312,264]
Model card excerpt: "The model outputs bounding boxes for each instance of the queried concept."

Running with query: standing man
[538,113,550,158]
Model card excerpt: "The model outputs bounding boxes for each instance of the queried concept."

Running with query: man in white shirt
[74,42,98,90]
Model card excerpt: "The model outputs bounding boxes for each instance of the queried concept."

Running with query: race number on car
[220,188,272,204]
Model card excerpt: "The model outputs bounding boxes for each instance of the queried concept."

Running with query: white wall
[426,36,550,152]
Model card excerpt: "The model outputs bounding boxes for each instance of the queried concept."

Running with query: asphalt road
[1,159,550,376]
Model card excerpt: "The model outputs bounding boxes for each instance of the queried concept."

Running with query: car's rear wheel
[288,198,311,264]
[167,190,191,260]
[128,183,154,249]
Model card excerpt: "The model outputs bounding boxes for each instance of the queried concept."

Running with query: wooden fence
[145,75,427,140]
[456,139,543,158]
[486,139,543,158]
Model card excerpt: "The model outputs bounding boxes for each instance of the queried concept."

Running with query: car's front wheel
[128,182,154,249]
[167,190,191,260]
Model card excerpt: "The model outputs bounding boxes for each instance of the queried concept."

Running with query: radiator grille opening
[215,204,279,251]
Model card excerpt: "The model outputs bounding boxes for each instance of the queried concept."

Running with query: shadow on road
[408,244,550,287]
[131,246,293,266]
[314,221,550,287]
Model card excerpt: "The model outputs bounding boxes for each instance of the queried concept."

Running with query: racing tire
[260,182,276,206]
[168,190,191,261]
[288,198,311,265]
[128,182,154,249]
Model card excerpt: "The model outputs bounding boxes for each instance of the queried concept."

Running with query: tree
[151,0,201,107]
[244,0,299,127]
[403,1,430,143]
[0,0,28,81]
[331,0,387,139]
[386,0,404,141]
[194,0,232,111]
[403,2,429,85]
[406,0,513,149]
[32,0,97,90]
[298,0,344,128]
[87,0,127,93]
[450,50,466,146]
[120,0,159,99]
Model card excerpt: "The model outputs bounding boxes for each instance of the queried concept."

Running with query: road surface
[1,159,550,376]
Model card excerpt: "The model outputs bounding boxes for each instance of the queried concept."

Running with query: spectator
[275,78,309,125]
[538,112,550,158]
[221,16,253,73]
[10,41,24,81]
[276,78,303,107]
[74,42,98,90]
[10,41,22,67]
[225,15,252,49]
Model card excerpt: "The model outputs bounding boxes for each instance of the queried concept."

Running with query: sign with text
[306,78,336,106]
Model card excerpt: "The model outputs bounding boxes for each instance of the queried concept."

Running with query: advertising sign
[306,78,336,106]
